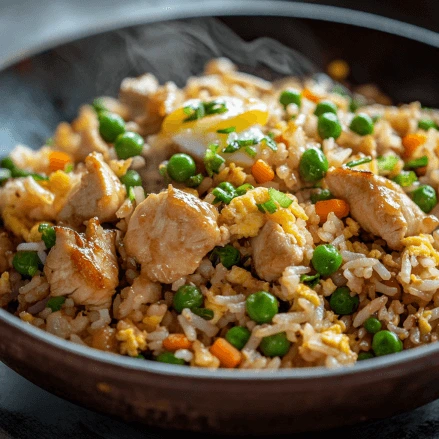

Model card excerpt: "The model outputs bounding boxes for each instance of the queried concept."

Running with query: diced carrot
[162,334,192,351]
[402,133,427,159]
[209,338,242,368]
[48,151,72,173]
[302,88,320,103]
[315,199,350,223]
[251,159,275,184]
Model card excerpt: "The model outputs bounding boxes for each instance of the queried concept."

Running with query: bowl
[1,2,439,434]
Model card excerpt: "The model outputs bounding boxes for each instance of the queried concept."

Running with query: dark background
[1,1,439,438]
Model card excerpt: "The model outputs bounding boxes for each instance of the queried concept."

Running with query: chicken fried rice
[1,58,439,369]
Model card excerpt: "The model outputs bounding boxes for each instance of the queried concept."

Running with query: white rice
[353,296,388,327]
[17,242,45,252]
[181,308,219,337]
[174,349,194,362]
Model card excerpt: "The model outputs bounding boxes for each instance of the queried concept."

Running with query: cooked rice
[2,58,439,369]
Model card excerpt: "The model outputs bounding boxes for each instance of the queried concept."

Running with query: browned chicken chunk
[57,152,125,227]
[44,218,118,307]
[124,185,221,283]
[251,220,306,282]
[325,167,439,250]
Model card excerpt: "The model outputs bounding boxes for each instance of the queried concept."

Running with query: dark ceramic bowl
[1,2,439,435]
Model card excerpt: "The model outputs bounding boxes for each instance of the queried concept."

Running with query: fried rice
[1,58,439,369]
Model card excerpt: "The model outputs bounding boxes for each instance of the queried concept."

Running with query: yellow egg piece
[161,96,269,135]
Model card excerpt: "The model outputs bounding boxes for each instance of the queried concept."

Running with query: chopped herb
[300,273,321,288]
[212,187,234,204]
[192,308,214,320]
[47,296,66,312]
[183,99,227,122]
[92,97,107,114]
[345,157,372,168]
[1,157,48,181]
[136,354,145,359]
[245,146,257,157]
[261,136,278,152]
[185,173,203,188]
[217,126,236,134]
[372,115,381,123]
[267,131,275,139]
[204,144,225,177]
[257,199,278,214]
[38,223,56,249]
[223,141,241,153]
[0,168,11,184]
[64,163,74,173]
[310,189,333,204]
[210,245,241,269]
[392,171,417,187]
[128,186,136,202]
[46,137,54,146]
[268,188,293,208]
[404,156,428,169]
[377,155,399,172]
[235,184,254,196]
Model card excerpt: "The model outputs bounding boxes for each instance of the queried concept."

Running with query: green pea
[311,244,342,276]
[156,352,185,365]
[357,352,374,361]
[210,245,240,269]
[120,170,142,191]
[114,131,144,159]
[246,291,278,324]
[1,157,15,170]
[418,118,438,131]
[260,332,291,357]
[225,326,251,350]
[372,330,403,356]
[173,285,203,313]
[317,113,342,140]
[299,148,329,182]
[314,100,338,117]
[411,185,437,213]
[279,89,301,108]
[38,223,56,249]
[12,251,41,277]
[46,296,66,312]
[98,112,125,143]
[364,317,382,334]
[167,153,196,182]
[349,113,374,136]
[329,287,359,315]
[92,97,107,115]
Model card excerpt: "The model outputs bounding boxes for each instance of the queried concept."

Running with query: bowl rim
[0,0,438,70]
[2,307,439,380]
[1,1,439,381]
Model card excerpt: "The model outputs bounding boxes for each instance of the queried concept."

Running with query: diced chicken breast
[57,152,125,227]
[44,218,118,307]
[325,167,439,250]
[124,185,221,283]
[251,220,305,282]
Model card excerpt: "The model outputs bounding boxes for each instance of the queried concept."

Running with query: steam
[0,17,318,152]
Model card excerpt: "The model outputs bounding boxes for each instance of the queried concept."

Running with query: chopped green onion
[45,137,54,146]
[185,173,203,188]
[47,296,66,312]
[192,308,214,320]
[217,126,236,134]
[223,141,241,153]
[212,187,234,204]
[300,273,321,288]
[64,163,74,173]
[261,136,278,152]
[377,155,398,172]
[183,100,227,122]
[0,168,11,184]
[136,354,145,359]
[244,146,257,157]
[310,189,333,204]
[404,156,428,169]
[183,103,205,122]
[204,144,225,177]
[204,100,228,115]
[345,157,372,168]
[210,245,241,269]
[268,188,293,208]
[392,171,417,187]
[236,184,254,196]
[257,199,277,214]
[92,98,107,114]
[38,223,56,249]
[128,186,136,201]
[267,131,275,139]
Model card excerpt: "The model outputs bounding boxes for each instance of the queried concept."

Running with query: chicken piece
[44,218,118,307]
[54,106,110,162]
[124,185,221,283]
[325,167,439,250]
[251,220,305,282]
[119,73,159,117]
[57,152,126,227]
